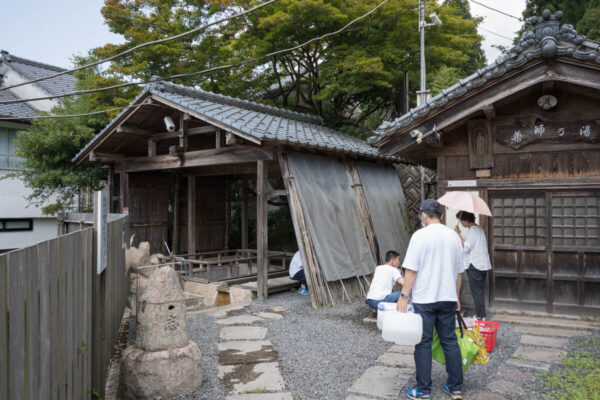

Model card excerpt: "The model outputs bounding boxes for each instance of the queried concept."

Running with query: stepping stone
[487,380,524,396]
[492,314,599,330]
[520,334,569,348]
[198,303,250,317]
[219,340,278,365]
[376,352,415,368]
[470,393,509,400]
[221,326,268,341]
[217,315,264,325]
[347,366,413,399]
[513,345,566,363]
[506,358,551,371]
[388,345,414,354]
[496,366,536,383]
[270,306,287,313]
[227,393,293,400]
[219,362,285,394]
[255,312,283,320]
[346,395,381,400]
[363,316,376,324]
[514,326,591,337]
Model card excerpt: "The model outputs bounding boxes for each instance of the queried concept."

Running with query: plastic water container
[376,302,396,330]
[381,309,423,345]
[377,302,414,330]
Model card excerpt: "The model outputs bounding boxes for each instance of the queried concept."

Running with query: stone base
[122,341,203,399]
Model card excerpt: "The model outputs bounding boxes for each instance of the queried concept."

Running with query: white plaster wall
[0,170,48,217]
[0,217,56,252]
[0,66,59,112]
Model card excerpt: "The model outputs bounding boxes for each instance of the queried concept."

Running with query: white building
[0,50,76,252]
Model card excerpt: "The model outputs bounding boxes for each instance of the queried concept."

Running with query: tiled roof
[74,79,398,162]
[369,10,600,144]
[0,88,37,119]
[0,51,76,96]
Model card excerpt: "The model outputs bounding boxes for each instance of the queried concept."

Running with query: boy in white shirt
[289,251,309,295]
[365,250,404,312]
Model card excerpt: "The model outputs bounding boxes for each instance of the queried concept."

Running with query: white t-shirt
[289,251,303,278]
[402,223,465,304]
[463,225,492,271]
[366,264,403,301]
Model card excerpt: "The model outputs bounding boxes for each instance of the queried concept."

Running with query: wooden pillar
[107,166,114,213]
[119,172,129,213]
[172,175,181,255]
[241,178,249,250]
[256,160,269,298]
[188,176,196,257]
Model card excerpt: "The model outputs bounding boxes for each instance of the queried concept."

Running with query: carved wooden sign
[496,115,600,149]
[468,119,494,169]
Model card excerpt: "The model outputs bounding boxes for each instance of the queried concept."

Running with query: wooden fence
[0,215,128,399]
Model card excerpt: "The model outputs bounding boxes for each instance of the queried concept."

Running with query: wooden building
[74,79,411,308]
[370,10,600,315]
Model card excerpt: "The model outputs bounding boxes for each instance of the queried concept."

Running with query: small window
[0,219,33,232]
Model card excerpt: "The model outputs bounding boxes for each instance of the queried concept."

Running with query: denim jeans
[365,291,402,310]
[413,301,463,394]
[291,269,307,287]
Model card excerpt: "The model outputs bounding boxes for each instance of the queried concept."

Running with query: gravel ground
[178,290,596,400]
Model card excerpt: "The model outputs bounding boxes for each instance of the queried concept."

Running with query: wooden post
[107,166,114,213]
[215,131,221,149]
[256,160,269,298]
[119,172,129,213]
[172,175,181,254]
[148,139,156,157]
[241,178,248,250]
[188,176,196,258]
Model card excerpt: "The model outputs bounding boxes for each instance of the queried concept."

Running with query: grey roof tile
[0,51,76,97]
[0,88,38,119]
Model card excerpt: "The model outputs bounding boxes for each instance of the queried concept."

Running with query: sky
[0,0,526,70]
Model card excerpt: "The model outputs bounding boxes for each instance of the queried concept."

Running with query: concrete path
[215,307,293,400]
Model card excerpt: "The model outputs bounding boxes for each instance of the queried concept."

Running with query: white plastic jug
[376,302,397,330]
[381,310,423,345]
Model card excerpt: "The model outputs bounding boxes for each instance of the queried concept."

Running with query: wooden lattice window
[492,196,547,246]
[552,195,600,247]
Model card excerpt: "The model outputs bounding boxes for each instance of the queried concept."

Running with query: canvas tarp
[356,164,411,263]
[287,154,375,281]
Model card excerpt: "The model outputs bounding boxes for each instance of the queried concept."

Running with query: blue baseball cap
[420,199,442,213]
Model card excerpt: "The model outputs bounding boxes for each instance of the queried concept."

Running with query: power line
[0,0,392,108]
[479,27,514,41]
[469,0,522,21]
[0,0,278,93]
[0,103,153,120]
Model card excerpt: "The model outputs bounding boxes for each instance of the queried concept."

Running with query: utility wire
[479,27,514,41]
[0,104,153,120]
[0,0,278,93]
[0,0,391,108]
[469,0,522,21]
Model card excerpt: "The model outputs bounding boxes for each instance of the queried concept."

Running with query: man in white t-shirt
[397,199,465,400]
[365,250,405,312]
[455,211,492,320]
[289,251,308,295]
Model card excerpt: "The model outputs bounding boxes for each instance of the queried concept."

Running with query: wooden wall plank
[48,239,59,400]
[256,159,268,298]
[7,250,26,400]
[58,236,68,400]
[26,245,40,400]
[38,240,51,400]
[83,229,93,399]
[0,254,8,400]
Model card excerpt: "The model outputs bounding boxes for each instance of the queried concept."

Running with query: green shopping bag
[432,312,480,372]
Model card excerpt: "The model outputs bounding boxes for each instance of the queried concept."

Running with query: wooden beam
[116,125,153,136]
[114,145,274,173]
[179,113,187,149]
[216,131,221,149]
[267,190,287,197]
[256,160,269,299]
[187,176,196,257]
[482,105,496,119]
[241,178,248,250]
[172,175,181,254]
[150,125,219,142]
[107,165,114,213]
[89,151,125,162]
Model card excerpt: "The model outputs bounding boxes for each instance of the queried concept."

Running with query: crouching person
[365,250,404,314]
[289,251,309,295]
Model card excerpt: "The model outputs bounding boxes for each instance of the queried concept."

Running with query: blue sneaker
[298,287,309,295]
[442,382,463,400]
[407,386,431,400]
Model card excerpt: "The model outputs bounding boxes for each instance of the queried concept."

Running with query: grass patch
[539,337,600,400]
[243,387,267,394]
[512,354,526,361]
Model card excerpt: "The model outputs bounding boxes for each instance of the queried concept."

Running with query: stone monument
[123,266,203,399]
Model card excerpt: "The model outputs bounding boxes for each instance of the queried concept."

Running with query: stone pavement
[349,312,596,399]
[215,306,293,400]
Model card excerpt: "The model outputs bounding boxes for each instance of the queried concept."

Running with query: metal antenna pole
[419,0,427,107]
